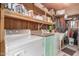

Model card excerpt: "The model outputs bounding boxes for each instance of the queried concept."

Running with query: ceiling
[42,3,79,10]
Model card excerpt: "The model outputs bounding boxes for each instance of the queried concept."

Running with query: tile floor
[58,45,79,56]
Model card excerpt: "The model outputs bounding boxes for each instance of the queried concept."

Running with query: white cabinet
[6,39,43,56]
[6,38,44,56]
[5,30,43,56]
[24,39,44,56]
[44,35,59,56]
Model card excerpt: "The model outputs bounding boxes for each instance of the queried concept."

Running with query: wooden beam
[0,4,5,56]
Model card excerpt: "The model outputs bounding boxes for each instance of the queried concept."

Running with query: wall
[66,6,79,16]
[4,17,48,30]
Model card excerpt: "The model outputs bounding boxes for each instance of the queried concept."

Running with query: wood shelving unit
[4,9,53,25]
[33,4,52,17]
[0,3,54,56]
[23,3,52,17]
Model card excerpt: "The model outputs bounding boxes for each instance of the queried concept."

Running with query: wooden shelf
[4,9,53,25]
[34,4,52,17]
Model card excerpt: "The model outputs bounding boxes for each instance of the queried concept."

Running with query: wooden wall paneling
[31,22,35,30]
[23,3,34,10]
[30,22,34,30]
[5,18,29,29]
[22,20,25,29]
[14,19,20,29]
[4,18,10,29]
[5,18,20,29]
[10,19,17,29]
[21,20,24,29]
[5,18,39,30]
[30,22,35,30]
[21,20,28,29]
[27,21,38,30]
[28,21,31,30]
[27,21,30,29]
[33,22,38,30]
[5,18,15,29]
[41,24,47,29]
[31,22,34,30]
[36,23,38,30]
[0,4,5,56]
[37,23,42,30]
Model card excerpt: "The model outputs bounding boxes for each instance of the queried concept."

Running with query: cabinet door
[44,36,58,56]
[44,36,51,56]
[44,36,53,56]
[52,36,58,55]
